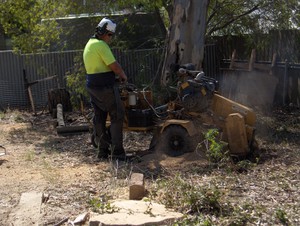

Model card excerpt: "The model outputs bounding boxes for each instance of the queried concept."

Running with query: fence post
[283,59,288,105]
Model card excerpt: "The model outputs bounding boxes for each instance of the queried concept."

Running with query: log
[56,125,90,135]
[57,104,65,127]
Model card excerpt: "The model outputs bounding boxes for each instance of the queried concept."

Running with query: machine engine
[178,71,218,112]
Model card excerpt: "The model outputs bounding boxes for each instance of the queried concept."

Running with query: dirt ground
[0,107,299,225]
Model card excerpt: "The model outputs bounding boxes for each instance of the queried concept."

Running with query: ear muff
[96,22,108,36]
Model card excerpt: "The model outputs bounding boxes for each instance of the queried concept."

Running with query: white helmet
[96,18,116,35]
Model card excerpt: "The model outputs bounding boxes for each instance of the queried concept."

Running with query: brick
[129,173,145,200]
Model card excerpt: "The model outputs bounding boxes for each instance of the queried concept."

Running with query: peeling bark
[161,0,209,86]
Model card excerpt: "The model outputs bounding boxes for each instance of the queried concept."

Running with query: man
[83,17,127,160]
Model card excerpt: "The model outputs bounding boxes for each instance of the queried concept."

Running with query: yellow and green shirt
[83,38,116,74]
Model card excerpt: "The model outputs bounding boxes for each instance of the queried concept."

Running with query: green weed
[24,149,35,161]
[201,129,230,165]
[89,196,119,214]
[229,203,255,225]
[173,215,212,226]
[0,111,5,120]
[275,208,289,225]
[40,159,60,183]
[155,174,223,216]
[0,108,22,121]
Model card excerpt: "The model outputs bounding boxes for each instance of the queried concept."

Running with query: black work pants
[87,85,125,154]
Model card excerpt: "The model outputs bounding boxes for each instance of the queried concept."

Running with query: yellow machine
[118,65,257,157]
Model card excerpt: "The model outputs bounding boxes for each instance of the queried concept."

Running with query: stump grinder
[94,65,257,158]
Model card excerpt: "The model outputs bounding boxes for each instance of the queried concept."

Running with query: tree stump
[48,88,72,117]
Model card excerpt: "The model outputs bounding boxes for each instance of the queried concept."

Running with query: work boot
[97,148,109,159]
[109,149,126,161]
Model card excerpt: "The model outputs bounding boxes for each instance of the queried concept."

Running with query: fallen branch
[53,217,69,226]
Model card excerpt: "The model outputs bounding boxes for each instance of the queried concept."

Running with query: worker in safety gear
[83,17,127,160]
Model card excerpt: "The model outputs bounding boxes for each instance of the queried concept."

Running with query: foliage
[202,129,229,164]
[65,53,87,108]
[0,0,77,53]
[1,108,24,123]
[0,111,4,120]
[275,208,290,225]
[1,0,298,53]
[155,175,223,215]
[207,0,300,36]
[173,215,213,226]
[89,196,119,214]
[223,201,258,225]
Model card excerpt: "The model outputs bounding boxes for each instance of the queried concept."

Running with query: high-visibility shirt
[83,38,116,74]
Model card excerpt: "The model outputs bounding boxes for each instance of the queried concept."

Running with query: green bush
[65,54,88,109]
[202,129,230,164]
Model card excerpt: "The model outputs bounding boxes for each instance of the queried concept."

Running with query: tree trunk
[161,0,209,86]
[48,88,72,116]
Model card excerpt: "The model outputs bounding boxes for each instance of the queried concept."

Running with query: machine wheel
[159,125,195,157]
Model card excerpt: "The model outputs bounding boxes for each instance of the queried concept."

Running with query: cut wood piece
[57,104,65,127]
[56,125,90,135]
[129,173,145,200]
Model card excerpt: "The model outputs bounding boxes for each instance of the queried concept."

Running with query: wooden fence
[219,49,300,107]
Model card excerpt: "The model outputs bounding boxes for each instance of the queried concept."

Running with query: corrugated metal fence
[0,46,218,110]
[0,48,164,109]
[0,51,25,108]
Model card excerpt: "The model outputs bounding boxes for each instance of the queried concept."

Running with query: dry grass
[0,108,299,225]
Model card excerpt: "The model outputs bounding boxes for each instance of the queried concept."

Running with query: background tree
[0,0,81,53]
[160,0,299,85]
[1,0,298,94]
[1,0,298,53]
[206,0,299,36]
[160,0,209,86]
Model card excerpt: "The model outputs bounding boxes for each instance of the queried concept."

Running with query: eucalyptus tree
[206,0,299,36]
[1,0,298,52]
[160,0,209,85]
[0,0,80,53]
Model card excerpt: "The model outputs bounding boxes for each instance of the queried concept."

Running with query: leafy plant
[24,149,35,161]
[229,203,255,225]
[202,129,229,164]
[155,174,223,216]
[0,111,5,120]
[275,208,289,225]
[236,159,256,171]
[1,109,24,123]
[173,215,213,226]
[65,54,88,109]
[0,0,68,53]
[89,197,119,214]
